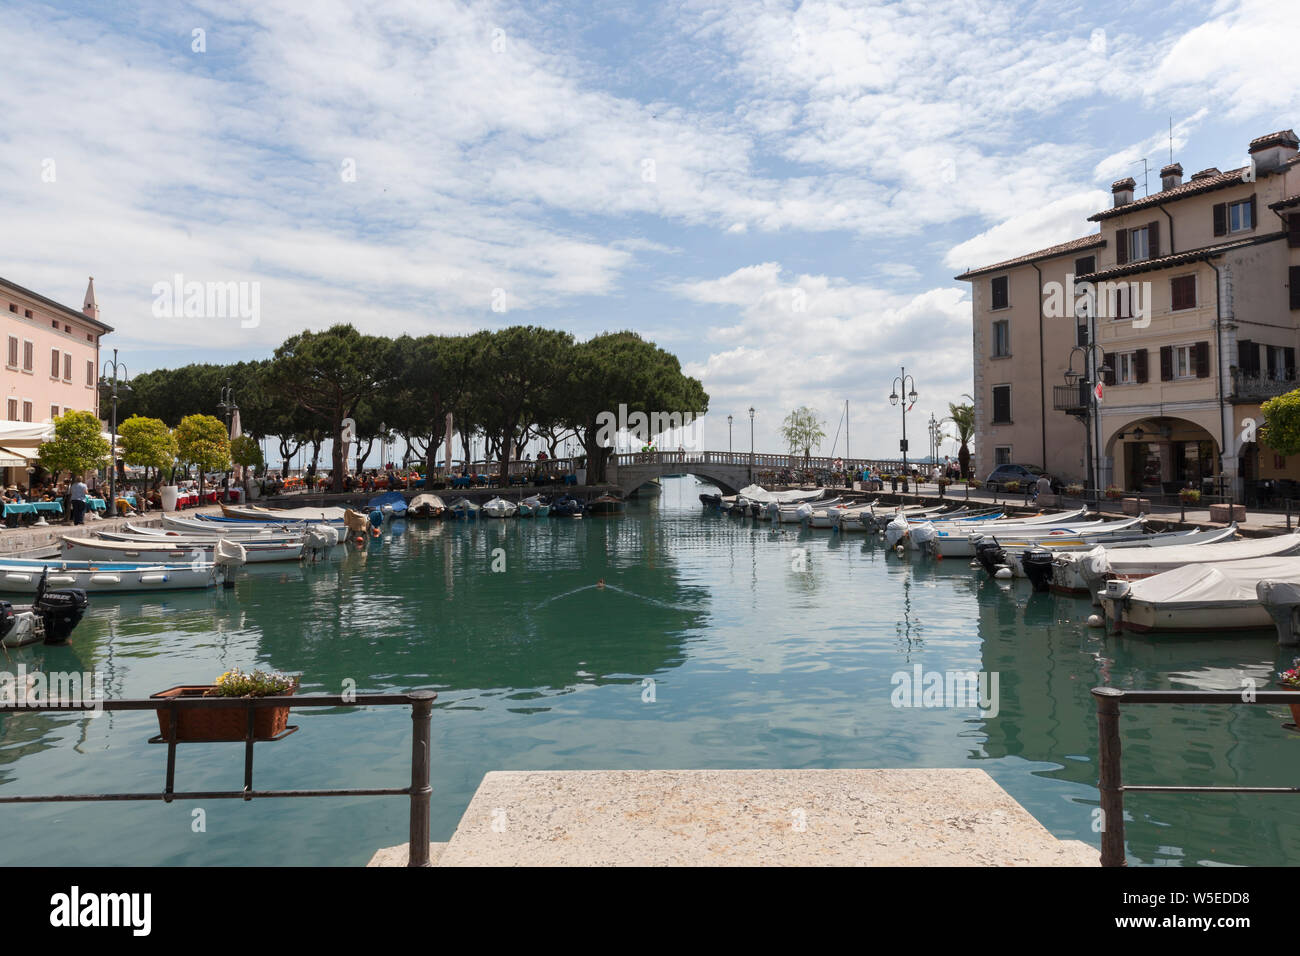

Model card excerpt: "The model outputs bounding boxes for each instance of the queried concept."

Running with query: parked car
[984,463,1060,493]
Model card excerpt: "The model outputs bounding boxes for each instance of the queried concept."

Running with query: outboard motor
[1022,550,1055,592]
[0,601,16,644]
[884,512,910,549]
[35,589,89,643]
[910,521,938,554]
[974,539,1008,578]
[1258,580,1300,646]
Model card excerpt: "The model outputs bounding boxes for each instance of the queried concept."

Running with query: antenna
[1131,157,1150,196]
[1169,117,1174,164]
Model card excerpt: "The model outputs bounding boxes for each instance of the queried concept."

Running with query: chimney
[1190,167,1221,182]
[82,276,99,321]
[1111,177,1136,207]
[1248,129,1299,175]
[1159,162,1183,191]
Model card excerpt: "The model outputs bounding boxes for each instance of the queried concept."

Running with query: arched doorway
[1104,417,1219,495]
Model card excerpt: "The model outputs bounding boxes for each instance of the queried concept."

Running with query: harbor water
[1,477,1298,865]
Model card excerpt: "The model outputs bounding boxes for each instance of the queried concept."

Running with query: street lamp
[727,414,733,456]
[1064,344,1111,492]
[889,367,918,479]
[748,406,755,471]
[217,378,237,499]
[100,349,130,517]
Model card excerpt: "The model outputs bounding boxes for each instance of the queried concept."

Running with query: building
[1,276,113,483]
[958,129,1300,502]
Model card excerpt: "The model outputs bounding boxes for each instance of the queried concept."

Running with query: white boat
[808,503,873,529]
[767,496,839,524]
[482,497,518,518]
[0,558,229,594]
[449,498,480,520]
[218,504,348,524]
[408,494,446,518]
[1099,555,1300,634]
[162,513,306,535]
[1068,529,1300,604]
[978,526,1233,585]
[81,533,306,564]
[0,570,90,647]
[920,516,1146,558]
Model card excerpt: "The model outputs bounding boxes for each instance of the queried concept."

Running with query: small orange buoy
[596,578,605,589]
[354,535,365,545]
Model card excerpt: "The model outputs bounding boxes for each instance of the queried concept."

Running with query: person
[1034,474,1053,502]
[69,475,88,526]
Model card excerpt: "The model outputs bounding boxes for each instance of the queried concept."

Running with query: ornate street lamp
[727,414,733,455]
[1064,344,1111,492]
[99,349,130,517]
[748,407,755,472]
[889,367,918,478]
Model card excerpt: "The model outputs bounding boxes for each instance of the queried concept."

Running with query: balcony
[1231,369,1299,402]
[1052,383,1090,415]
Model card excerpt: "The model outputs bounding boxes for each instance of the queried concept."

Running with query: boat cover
[1074,531,1300,582]
[1125,556,1300,606]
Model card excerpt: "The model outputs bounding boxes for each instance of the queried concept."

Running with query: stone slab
[434,769,1098,867]
[366,843,446,867]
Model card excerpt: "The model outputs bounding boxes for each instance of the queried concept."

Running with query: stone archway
[1103,415,1219,495]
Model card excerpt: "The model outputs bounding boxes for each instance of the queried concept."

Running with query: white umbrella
[230,408,243,482]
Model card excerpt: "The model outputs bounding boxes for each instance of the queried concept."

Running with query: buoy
[354,535,364,545]
[994,567,1013,579]
[894,545,904,554]
[371,526,381,538]
[969,560,979,568]
[934,552,943,561]
[1087,614,1104,628]
[597,578,605,589]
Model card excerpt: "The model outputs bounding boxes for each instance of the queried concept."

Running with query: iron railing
[1093,686,1300,867]
[0,690,436,866]
[1231,369,1298,401]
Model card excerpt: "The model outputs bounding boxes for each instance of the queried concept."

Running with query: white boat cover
[223,505,350,521]
[885,512,911,548]
[1075,531,1300,583]
[1123,557,1300,607]
[737,484,825,504]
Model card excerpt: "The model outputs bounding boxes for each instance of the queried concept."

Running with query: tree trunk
[958,443,971,479]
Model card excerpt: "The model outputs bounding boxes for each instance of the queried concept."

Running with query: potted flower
[1179,488,1201,505]
[1004,480,1020,494]
[1278,660,1300,725]
[967,478,983,489]
[1065,483,1084,497]
[1105,485,1124,500]
[153,668,300,742]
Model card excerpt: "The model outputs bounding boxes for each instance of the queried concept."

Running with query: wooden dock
[369,769,1097,866]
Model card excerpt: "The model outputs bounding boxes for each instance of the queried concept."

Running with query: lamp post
[889,367,918,480]
[217,378,237,500]
[727,414,733,456]
[1064,344,1111,493]
[100,349,130,517]
[748,407,755,474]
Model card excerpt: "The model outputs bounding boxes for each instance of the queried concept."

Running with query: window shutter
[1160,345,1173,381]
[1195,341,1211,378]
[1291,266,1300,310]
[1249,194,1257,230]
[1286,347,1296,380]
[1102,364,1115,386]
[1267,345,1278,378]
[50,349,59,377]
[1289,214,1300,248]
[1238,339,1257,374]
[1148,221,1160,258]
[1213,203,1227,236]
[1115,229,1128,265]
[1135,349,1148,383]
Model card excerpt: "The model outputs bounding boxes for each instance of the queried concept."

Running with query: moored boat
[449,498,480,520]
[0,571,89,647]
[0,558,229,594]
[588,494,626,515]
[408,494,446,519]
[482,497,518,518]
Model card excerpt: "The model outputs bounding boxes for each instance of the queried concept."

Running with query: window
[22,401,32,423]
[50,405,59,421]
[50,319,57,328]
[86,333,94,343]
[991,320,1010,357]
[1266,345,1296,382]
[50,348,59,378]
[86,360,94,387]
[22,340,32,372]
[1161,342,1209,380]
[1291,266,1300,311]
[1129,226,1150,262]
[1239,339,1260,375]
[7,303,15,313]
[1075,255,1095,277]
[6,399,16,421]
[63,324,70,333]
[1107,283,1132,320]
[994,447,1012,466]
[5,335,15,368]
[990,275,1009,310]
[63,353,72,381]
[1115,350,1148,385]
[1170,275,1196,311]
[991,384,1012,424]
[1228,199,1254,233]
[23,309,31,318]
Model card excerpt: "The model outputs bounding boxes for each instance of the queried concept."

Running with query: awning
[0,445,33,468]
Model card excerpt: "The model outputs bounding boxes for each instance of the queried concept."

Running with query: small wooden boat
[408,494,446,519]
[587,494,625,515]
[550,495,586,517]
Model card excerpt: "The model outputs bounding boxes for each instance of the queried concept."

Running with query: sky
[2,0,1299,461]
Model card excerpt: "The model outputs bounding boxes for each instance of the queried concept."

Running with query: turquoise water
[2,477,1299,866]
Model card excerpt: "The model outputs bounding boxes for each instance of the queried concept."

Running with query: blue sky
[2,0,1297,457]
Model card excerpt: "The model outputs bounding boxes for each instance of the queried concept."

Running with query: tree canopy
[1261,389,1300,457]
[781,407,825,460]
[38,410,111,477]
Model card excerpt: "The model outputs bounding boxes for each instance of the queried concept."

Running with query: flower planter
[1278,682,1300,726]
[152,685,295,741]
[1122,497,1150,515]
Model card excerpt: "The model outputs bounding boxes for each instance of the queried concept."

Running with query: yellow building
[958,129,1300,503]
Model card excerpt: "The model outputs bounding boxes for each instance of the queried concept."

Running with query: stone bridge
[604,451,897,496]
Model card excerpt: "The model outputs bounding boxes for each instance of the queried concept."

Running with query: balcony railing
[1052,383,1090,413]
[1232,369,1298,401]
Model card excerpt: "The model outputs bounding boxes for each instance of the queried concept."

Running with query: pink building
[2,276,112,426]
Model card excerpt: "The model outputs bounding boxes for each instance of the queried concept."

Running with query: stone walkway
[370,769,1097,867]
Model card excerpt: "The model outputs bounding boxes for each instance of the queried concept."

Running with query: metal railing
[0,690,437,867]
[1093,686,1300,867]
[1231,369,1298,401]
